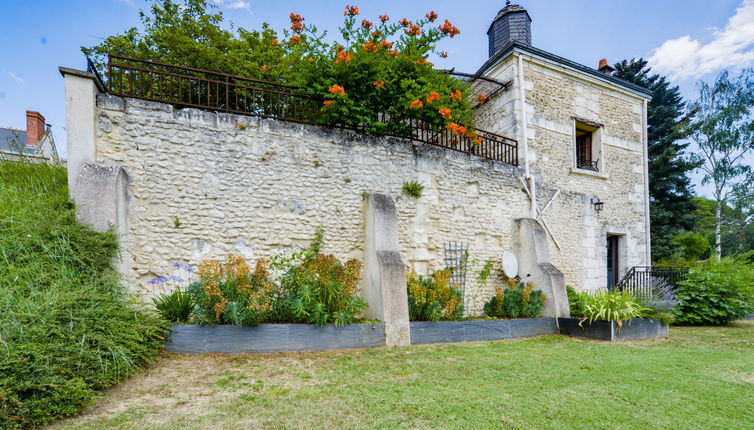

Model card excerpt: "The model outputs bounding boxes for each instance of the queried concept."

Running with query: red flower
[415,58,430,66]
[260,65,268,72]
[344,5,359,16]
[290,13,304,23]
[363,41,378,52]
[388,50,398,56]
[291,22,304,33]
[271,39,279,46]
[439,20,460,38]
[475,93,488,104]
[373,80,385,90]
[426,91,440,104]
[450,89,463,102]
[405,24,421,36]
[289,35,301,45]
[438,108,452,119]
[379,14,389,22]
[361,19,373,29]
[439,51,448,59]
[399,18,411,27]
[378,39,393,49]
[335,50,352,64]
[473,135,483,144]
[425,11,438,22]
[323,100,334,109]
[446,122,459,132]
[409,99,424,109]
[372,30,382,38]
[329,84,346,96]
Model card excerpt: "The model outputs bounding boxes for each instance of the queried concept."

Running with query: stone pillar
[363,193,411,346]
[514,218,570,318]
[74,163,130,277]
[59,67,98,195]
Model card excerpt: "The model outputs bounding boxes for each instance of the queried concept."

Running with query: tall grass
[0,159,164,428]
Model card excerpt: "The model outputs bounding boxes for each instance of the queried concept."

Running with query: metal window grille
[443,241,469,293]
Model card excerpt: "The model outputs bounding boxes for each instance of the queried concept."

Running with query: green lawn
[50,322,754,430]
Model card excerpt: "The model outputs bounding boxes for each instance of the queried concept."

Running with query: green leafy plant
[484,278,546,319]
[152,288,194,323]
[402,180,424,198]
[673,258,754,325]
[0,159,164,429]
[407,269,464,321]
[572,290,646,331]
[189,229,368,327]
[566,285,582,316]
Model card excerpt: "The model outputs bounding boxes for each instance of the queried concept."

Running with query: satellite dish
[502,251,519,278]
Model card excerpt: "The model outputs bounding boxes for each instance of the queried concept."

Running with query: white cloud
[213,0,251,11]
[649,0,754,79]
[7,72,25,85]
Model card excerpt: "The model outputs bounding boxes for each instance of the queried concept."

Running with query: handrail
[615,266,689,297]
[104,54,519,166]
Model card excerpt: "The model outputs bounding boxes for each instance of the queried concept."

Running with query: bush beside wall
[0,160,164,429]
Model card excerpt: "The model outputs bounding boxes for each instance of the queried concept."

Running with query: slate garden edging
[164,323,386,354]
[410,318,558,345]
[557,317,668,341]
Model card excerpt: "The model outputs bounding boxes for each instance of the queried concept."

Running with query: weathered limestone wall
[94,95,530,314]
[477,53,650,291]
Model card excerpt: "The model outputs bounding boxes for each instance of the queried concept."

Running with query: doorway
[607,235,620,289]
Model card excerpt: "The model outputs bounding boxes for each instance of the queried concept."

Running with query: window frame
[572,118,604,173]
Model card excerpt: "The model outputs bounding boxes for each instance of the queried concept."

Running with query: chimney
[487,1,532,57]
[25,110,46,147]
[598,59,615,75]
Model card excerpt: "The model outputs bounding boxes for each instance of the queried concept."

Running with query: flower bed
[557,318,668,341]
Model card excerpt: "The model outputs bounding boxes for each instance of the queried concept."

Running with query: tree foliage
[613,59,698,262]
[686,69,754,259]
[82,0,481,139]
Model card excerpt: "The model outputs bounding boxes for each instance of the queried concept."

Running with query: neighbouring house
[59,3,652,344]
[0,110,59,162]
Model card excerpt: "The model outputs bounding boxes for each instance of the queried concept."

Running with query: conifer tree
[613,59,697,262]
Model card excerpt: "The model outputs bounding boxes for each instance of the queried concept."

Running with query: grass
[0,160,164,428]
[50,321,754,429]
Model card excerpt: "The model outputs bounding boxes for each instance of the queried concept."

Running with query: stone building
[59,3,651,338]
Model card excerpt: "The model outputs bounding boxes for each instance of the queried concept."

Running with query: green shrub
[407,269,464,321]
[0,160,164,429]
[673,258,754,325]
[566,285,582,316]
[484,279,546,319]
[152,287,194,323]
[571,290,645,331]
[188,229,368,327]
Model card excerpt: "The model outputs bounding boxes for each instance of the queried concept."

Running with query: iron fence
[105,55,518,166]
[615,266,689,298]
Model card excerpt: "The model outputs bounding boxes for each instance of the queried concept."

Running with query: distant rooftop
[0,127,36,155]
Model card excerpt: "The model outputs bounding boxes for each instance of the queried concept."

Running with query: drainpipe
[642,98,652,265]
[517,53,536,218]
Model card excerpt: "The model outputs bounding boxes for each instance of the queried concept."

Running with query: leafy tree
[691,196,754,257]
[671,232,710,261]
[82,0,480,139]
[613,59,698,262]
[686,69,754,259]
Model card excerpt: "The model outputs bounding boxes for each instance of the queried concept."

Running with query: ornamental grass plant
[0,159,164,429]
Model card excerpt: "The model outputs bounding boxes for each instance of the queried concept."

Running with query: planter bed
[410,318,558,345]
[165,323,386,354]
[744,313,754,320]
[557,317,668,341]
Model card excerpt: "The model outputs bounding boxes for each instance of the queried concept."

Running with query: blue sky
[1,0,753,195]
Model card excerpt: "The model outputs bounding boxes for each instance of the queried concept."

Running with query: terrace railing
[614,266,689,298]
[105,55,518,166]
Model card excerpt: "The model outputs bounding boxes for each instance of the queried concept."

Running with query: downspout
[517,53,536,218]
[642,98,652,265]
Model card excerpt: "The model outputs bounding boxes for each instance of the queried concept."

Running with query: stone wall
[94,95,530,314]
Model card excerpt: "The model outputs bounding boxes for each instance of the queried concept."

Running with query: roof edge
[476,41,653,98]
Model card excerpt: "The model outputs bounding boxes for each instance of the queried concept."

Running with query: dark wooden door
[607,236,620,290]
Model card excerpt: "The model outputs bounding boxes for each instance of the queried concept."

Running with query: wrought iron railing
[614,266,689,297]
[105,55,518,166]
[577,158,599,171]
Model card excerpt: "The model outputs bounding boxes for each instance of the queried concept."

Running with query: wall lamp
[591,197,604,212]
